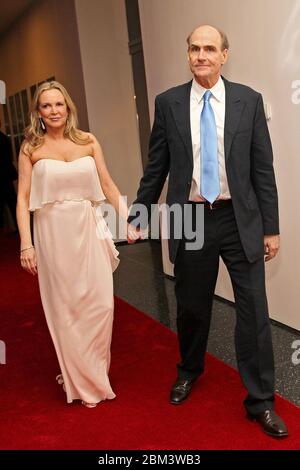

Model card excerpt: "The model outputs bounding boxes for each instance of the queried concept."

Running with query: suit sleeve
[250,93,279,235]
[128,96,170,228]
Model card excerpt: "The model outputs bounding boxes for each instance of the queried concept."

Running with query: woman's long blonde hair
[23,80,91,155]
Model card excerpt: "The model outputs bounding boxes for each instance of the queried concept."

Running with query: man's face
[188,26,228,87]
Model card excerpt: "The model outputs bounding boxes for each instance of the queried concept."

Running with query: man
[0,121,18,231]
[128,25,288,438]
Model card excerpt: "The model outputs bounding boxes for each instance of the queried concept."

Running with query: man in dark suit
[0,121,18,231]
[128,25,288,437]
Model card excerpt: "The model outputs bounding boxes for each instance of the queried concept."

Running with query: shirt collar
[191,76,225,103]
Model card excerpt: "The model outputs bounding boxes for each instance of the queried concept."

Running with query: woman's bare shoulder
[20,140,35,161]
[20,139,30,154]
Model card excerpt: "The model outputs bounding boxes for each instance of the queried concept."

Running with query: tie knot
[203,90,212,102]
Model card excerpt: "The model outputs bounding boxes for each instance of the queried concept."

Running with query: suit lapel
[170,81,194,165]
[169,78,245,165]
[223,78,246,162]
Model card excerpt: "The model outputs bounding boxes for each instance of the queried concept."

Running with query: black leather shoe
[170,377,195,405]
[247,410,288,438]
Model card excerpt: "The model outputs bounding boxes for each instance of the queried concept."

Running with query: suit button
[187,182,191,186]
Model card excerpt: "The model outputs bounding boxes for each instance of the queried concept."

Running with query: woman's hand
[127,223,143,244]
[20,247,37,275]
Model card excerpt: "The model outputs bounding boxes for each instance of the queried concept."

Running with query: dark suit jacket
[0,131,18,183]
[128,77,279,264]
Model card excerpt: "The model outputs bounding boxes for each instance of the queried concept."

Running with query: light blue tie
[200,90,220,203]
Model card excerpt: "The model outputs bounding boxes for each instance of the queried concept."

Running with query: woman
[17,81,128,407]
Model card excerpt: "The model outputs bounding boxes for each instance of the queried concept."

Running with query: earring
[39,117,46,131]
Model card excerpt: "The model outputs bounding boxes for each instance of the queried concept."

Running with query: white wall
[75,0,143,225]
[138,0,300,330]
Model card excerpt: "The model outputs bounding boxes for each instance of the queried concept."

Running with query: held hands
[127,223,143,244]
[264,235,280,262]
[20,246,38,275]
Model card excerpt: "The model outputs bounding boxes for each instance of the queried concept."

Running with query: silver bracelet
[20,245,34,253]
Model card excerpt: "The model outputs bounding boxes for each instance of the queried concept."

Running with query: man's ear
[221,49,228,65]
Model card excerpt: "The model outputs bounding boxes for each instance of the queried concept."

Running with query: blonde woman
[17,81,128,407]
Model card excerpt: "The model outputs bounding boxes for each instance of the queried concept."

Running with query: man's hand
[127,223,143,244]
[264,235,280,262]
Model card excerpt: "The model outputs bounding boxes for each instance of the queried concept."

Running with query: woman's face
[38,89,68,130]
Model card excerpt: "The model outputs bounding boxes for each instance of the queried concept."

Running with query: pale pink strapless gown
[29,156,119,404]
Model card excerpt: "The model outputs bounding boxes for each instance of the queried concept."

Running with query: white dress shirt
[189,76,231,201]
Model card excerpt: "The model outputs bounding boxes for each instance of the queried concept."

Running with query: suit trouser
[173,202,275,414]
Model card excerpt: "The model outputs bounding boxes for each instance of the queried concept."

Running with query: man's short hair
[186,26,229,51]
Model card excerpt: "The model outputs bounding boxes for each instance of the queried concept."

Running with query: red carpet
[1,234,300,450]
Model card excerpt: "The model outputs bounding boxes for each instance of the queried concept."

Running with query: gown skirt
[34,198,119,404]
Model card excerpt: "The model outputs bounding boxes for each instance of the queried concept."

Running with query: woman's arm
[16,147,37,275]
[90,134,128,222]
